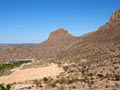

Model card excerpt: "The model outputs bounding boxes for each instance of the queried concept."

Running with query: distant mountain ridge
[0,43,36,46]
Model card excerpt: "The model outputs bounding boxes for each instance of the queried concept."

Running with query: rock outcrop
[48,28,69,40]
[110,9,120,23]
[98,9,120,31]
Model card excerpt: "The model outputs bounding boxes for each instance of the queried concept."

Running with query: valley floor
[0,63,64,84]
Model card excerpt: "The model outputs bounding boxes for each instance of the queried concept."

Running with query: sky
[0,0,120,44]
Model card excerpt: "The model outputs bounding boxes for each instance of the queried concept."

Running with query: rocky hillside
[56,9,120,63]
[0,28,79,64]
[0,10,120,65]
[50,9,120,90]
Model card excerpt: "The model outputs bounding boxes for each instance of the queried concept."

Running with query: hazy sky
[0,0,120,43]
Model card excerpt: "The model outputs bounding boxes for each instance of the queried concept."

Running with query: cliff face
[48,28,69,40]
[110,9,120,23]
[99,9,120,31]
[45,28,77,47]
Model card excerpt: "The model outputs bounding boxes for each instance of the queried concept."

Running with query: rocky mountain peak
[110,9,120,23]
[48,28,69,40]
[98,9,120,31]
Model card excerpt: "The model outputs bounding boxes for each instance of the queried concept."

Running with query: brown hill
[28,28,79,63]
[0,28,79,64]
[49,9,120,90]
[56,9,120,63]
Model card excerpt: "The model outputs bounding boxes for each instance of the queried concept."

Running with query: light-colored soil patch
[0,63,64,84]
[11,84,36,90]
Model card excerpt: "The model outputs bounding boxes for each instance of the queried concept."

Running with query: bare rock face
[48,28,70,40]
[110,9,120,23]
[98,9,120,31]
[45,28,78,50]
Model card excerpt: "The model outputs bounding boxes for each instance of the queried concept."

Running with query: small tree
[0,84,11,90]
[43,77,48,82]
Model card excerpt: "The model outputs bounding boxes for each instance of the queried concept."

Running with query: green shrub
[43,77,48,82]
[0,61,26,71]
[0,84,11,90]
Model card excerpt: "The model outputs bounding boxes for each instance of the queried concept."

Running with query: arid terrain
[0,9,120,90]
[0,63,64,84]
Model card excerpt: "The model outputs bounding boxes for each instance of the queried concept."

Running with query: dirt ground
[0,63,64,84]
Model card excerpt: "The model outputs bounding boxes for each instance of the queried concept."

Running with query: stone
[110,9,120,23]
[48,28,69,40]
